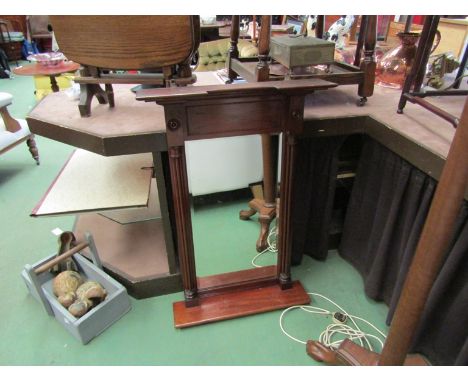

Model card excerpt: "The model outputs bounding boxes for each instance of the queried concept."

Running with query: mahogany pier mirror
[137,79,336,327]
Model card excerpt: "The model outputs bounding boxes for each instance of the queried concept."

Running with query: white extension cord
[250,222,386,352]
[279,292,387,352]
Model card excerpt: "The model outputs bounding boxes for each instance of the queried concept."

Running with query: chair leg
[26,135,40,165]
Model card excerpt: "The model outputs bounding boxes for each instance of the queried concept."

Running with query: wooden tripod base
[173,267,310,328]
[306,339,430,366]
[239,198,276,252]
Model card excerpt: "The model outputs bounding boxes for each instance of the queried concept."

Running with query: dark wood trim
[173,281,310,328]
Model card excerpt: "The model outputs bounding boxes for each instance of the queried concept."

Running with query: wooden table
[201,21,231,42]
[13,61,81,92]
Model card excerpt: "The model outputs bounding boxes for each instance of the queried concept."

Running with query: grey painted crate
[21,233,131,344]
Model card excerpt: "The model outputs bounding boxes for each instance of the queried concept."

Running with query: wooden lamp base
[173,266,310,328]
[306,339,430,366]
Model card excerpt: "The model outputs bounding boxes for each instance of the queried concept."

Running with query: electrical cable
[249,221,387,352]
[279,292,387,352]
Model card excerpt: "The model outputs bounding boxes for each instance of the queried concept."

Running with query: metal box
[270,36,335,69]
[21,234,131,345]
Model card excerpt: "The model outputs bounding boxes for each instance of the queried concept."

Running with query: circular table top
[200,21,230,29]
[13,61,81,76]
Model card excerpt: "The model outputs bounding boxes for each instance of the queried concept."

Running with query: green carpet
[0,65,389,365]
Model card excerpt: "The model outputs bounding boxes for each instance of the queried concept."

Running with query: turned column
[277,95,304,289]
[168,146,198,306]
[255,15,271,82]
[357,15,376,105]
[353,15,368,67]
[226,15,240,83]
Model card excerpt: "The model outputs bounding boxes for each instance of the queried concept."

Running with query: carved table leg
[26,135,40,165]
[105,84,115,108]
[226,15,240,84]
[255,16,271,82]
[49,75,60,93]
[239,132,278,252]
[79,84,109,117]
[357,15,376,106]
[239,198,276,252]
[239,206,256,220]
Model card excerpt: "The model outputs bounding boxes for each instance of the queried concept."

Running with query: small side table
[201,21,231,42]
[13,61,81,93]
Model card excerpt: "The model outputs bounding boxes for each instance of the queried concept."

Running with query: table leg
[26,135,40,165]
[49,75,60,93]
[239,134,278,252]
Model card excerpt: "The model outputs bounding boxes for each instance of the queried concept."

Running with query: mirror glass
[185,134,280,277]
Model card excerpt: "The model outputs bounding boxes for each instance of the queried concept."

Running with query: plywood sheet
[32,149,153,216]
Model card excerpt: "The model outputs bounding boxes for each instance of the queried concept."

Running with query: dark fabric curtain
[339,138,468,365]
[291,135,346,265]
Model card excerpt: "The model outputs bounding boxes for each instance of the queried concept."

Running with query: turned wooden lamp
[307,97,468,366]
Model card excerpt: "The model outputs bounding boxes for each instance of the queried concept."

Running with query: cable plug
[332,312,348,324]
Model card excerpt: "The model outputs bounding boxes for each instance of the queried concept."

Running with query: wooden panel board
[186,97,285,139]
[74,213,169,281]
[99,178,161,224]
[173,281,310,328]
[31,149,153,216]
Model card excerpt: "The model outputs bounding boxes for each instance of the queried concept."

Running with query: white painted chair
[0,92,39,164]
